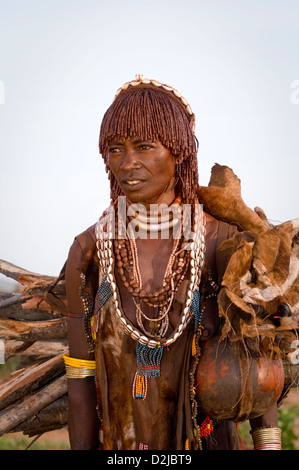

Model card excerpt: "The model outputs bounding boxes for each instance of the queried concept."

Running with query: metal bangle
[251,427,282,449]
[65,364,96,378]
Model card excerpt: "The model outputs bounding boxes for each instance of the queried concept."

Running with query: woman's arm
[250,404,278,430]
[249,404,281,450]
[65,239,100,450]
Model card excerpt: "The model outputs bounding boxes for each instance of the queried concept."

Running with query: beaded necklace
[96,199,205,347]
[122,205,185,339]
[95,198,206,404]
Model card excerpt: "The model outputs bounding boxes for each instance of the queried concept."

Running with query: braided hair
[99,85,199,204]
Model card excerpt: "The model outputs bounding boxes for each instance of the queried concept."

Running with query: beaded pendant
[199,416,217,438]
[92,275,113,335]
[133,341,164,399]
[190,289,201,329]
[189,289,203,356]
[80,288,95,351]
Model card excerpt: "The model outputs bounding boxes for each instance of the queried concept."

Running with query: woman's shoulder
[66,223,99,292]
[75,223,97,247]
[67,223,97,269]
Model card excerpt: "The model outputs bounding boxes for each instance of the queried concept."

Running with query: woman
[64,75,282,450]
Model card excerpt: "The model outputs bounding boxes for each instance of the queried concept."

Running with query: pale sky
[0,0,298,279]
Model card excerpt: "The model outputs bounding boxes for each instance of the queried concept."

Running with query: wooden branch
[0,259,69,437]
[12,395,68,437]
[0,294,66,321]
[0,293,15,301]
[3,340,35,358]
[0,317,67,342]
[0,294,48,321]
[0,294,28,309]
[283,357,299,390]
[0,375,67,436]
[0,259,53,283]
[0,258,67,298]
[0,354,66,411]
[4,339,68,360]
[0,257,67,324]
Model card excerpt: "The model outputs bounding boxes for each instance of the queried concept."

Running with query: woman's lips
[122,179,145,189]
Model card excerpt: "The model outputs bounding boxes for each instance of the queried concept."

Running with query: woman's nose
[120,148,141,171]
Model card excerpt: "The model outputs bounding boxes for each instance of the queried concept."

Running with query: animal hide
[198,164,299,357]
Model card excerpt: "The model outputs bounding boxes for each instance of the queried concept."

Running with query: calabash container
[195,333,285,421]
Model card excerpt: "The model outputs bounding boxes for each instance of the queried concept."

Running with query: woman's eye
[138,144,152,151]
[109,147,121,154]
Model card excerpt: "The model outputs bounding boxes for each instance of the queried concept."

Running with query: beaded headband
[114,74,196,132]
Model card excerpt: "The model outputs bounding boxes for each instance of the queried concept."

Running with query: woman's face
[107,138,176,207]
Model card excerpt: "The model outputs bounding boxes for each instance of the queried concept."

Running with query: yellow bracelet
[63,354,96,370]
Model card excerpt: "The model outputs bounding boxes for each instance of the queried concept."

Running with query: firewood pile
[0,259,68,438]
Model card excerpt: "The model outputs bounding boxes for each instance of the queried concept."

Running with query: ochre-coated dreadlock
[99,85,199,204]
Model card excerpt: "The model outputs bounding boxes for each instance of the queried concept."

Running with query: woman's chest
[113,218,220,340]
